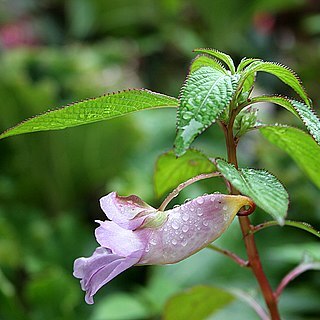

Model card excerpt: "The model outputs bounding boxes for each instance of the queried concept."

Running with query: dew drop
[171,220,180,230]
[179,234,184,239]
[197,208,203,216]
[223,204,228,211]
[182,225,189,233]
[173,204,180,209]
[171,239,178,245]
[196,197,204,204]
[203,220,209,227]
[182,239,188,247]
[150,238,157,245]
[182,213,189,221]
[184,198,191,204]
[190,206,195,212]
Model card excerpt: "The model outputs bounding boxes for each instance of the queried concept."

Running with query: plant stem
[223,114,281,320]
[207,244,249,267]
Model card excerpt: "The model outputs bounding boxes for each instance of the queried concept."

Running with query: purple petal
[95,220,146,256]
[138,194,253,265]
[100,192,154,230]
[73,247,142,304]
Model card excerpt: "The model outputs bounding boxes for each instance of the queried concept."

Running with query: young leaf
[175,66,239,156]
[260,126,320,188]
[215,159,289,225]
[189,54,227,74]
[163,285,234,320]
[193,48,236,74]
[0,89,179,139]
[154,149,216,198]
[249,96,320,145]
[242,61,310,106]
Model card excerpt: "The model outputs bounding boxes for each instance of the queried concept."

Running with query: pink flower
[73,192,253,304]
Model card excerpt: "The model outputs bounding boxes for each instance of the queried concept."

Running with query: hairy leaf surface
[249,96,320,145]
[243,61,309,106]
[175,66,239,156]
[0,89,179,139]
[215,159,288,224]
[194,48,235,73]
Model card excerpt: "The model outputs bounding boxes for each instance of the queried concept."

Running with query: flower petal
[73,247,142,304]
[139,194,253,265]
[100,192,154,230]
[95,220,146,256]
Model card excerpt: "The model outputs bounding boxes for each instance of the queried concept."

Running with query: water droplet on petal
[150,238,157,245]
[182,225,189,233]
[182,213,189,221]
[223,204,228,211]
[197,208,203,216]
[203,220,209,227]
[171,220,180,230]
[173,204,180,209]
[182,239,188,247]
[171,239,177,245]
[184,198,191,204]
[196,197,204,205]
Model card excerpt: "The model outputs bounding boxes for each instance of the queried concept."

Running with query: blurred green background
[0,0,319,319]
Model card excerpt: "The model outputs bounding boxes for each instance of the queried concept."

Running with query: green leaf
[215,159,289,225]
[253,220,320,239]
[163,285,234,320]
[249,96,320,146]
[194,48,236,74]
[260,126,320,188]
[289,99,320,145]
[237,58,261,72]
[0,89,179,139]
[242,61,310,106]
[189,54,227,74]
[249,95,299,117]
[154,149,216,198]
[175,66,239,156]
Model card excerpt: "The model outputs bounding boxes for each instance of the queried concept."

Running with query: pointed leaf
[249,95,298,116]
[163,285,234,320]
[237,58,261,72]
[0,89,179,139]
[175,66,239,156]
[215,159,289,225]
[189,54,227,74]
[243,61,310,106]
[194,48,236,74]
[154,149,216,198]
[249,96,320,145]
[260,126,320,188]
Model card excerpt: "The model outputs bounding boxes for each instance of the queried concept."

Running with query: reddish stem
[223,115,281,320]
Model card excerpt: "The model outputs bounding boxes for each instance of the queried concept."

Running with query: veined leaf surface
[175,66,239,156]
[215,159,289,225]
